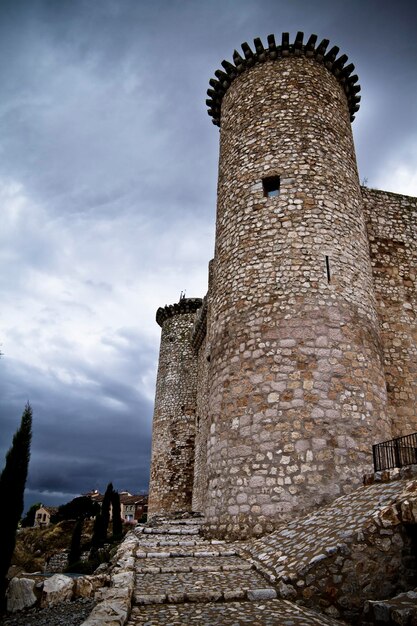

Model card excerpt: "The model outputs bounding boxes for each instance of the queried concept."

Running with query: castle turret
[147,297,202,517]
[204,33,392,538]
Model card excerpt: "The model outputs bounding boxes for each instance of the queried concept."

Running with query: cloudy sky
[0,0,416,513]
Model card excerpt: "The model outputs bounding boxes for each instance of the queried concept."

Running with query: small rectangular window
[262,176,280,197]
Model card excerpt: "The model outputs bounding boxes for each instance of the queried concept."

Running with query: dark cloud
[0,0,416,514]
[0,348,152,509]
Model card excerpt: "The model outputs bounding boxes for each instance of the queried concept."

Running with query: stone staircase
[127,517,343,625]
[81,476,417,625]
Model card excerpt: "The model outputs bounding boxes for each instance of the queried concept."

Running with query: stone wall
[147,299,201,516]
[203,44,391,538]
[191,300,210,512]
[362,187,417,436]
[243,475,417,622]
[47,551,69,573]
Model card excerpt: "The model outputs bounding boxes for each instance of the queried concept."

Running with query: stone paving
[127,518,343,626]
[241,476,417,621]
[243,477,417,579]
[135,570,270,602]
[130,599,342,625]
[136,555,250,573]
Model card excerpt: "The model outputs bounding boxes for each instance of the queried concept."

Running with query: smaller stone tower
[147,297,202,517]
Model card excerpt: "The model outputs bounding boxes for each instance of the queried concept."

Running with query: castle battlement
[156,297,202,327]
[207,32,361,126]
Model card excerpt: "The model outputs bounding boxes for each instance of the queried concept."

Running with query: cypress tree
[68,519,83,568]
[91,482,113,550]
[91,511,103,549]
[111,490,122,540]
[0,403,32,611]
[100,482,113,544]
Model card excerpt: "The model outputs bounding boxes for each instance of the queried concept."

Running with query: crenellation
[147,32,417,541]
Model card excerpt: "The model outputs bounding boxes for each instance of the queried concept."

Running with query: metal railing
[373,432,417,472]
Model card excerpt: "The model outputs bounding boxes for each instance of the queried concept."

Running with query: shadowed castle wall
[363,187,417,436]
[204,53,391,538]
[191,329,210,513]
[191,262,214,513]
[147,299,201,516]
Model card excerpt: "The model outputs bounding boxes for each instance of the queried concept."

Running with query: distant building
[84,488,148,522]
[33,505,58,528]
[120,494,148,523]
[83,489,102,500]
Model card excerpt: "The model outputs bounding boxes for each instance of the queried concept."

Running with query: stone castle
[147,32,417,539]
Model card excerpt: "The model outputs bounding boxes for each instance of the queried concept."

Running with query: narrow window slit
[325,255,331,283]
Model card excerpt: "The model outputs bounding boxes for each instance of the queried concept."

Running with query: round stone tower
[204,32,392,538]
[148,297,202,517]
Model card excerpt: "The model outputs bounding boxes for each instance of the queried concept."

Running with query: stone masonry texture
[204,42,391,540]
[191,331,209,513]
[148,33,417,539]
[362,187,417,436]
[241,474,417,622]
[148,299,202,516]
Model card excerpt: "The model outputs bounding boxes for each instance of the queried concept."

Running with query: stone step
[133,569,272,604]
[134,539,206,548]
[362,588,417,624]
[137,530,220,540]
[134,587,277,605]
[129,599,344,625]
[136,547,238,558]
[154,518,205,525]
[135,534,204,540]
[136,555,252,573]
[140,526,200,536]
